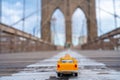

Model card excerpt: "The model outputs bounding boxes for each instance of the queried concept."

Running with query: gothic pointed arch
[41,0,97,46]
[50,9,66,46]
[72,8,87,46]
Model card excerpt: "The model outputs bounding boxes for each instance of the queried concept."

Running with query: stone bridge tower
[41,0,97,46]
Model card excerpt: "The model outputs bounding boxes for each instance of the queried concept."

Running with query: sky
[1,0,120,46]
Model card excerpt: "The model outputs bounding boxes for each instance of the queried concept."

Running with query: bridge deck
[0,50,120,80]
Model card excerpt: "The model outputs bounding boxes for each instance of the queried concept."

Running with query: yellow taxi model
[56,54,78,77]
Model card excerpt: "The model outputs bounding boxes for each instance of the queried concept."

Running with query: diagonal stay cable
[10,10,40,26]
[96,7,120,19]
[86,0,120,25]
[10,0,53,27]
[86,0,119,48]
[86,0,120,35]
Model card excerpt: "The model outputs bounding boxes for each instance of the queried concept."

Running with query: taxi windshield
[62,60,73,63]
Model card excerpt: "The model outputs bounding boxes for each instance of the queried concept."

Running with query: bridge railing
[0,23,56,53]
[82,28,120,50]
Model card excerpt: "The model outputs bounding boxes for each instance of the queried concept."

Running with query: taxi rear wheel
[73,73,78,77]
[57,73,62,77]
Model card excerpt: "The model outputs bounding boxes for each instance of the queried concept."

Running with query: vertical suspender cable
[54,18,57,45]
[113,0,117,28]
[54,17,59,46]
[36,0,39,37]
[0,0,2,23]
[22,0,25,32]
[82,19,85,44]
[55,19,59,46]
[33,0,39,36]
[0,0,2,53]
[22,0,25,52]
[113,0,118,50]
[39,0,42,38]
[53,16,60,46]
[82,19,84,37]
[53,17,56,45]
[98,0,103,36]
[51,17,56,45]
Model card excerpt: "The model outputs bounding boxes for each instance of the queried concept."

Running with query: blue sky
[1,0,120,46]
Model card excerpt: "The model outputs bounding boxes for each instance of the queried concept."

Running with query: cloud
[51,9,65,34]
[96,0,120,19]
[1,0,120,46]
[2,0,41,37]
[96,0,120,36]
[2,1,23,25]
[15,2,22,7]
[52,33,65,46]
[72,8,87,36]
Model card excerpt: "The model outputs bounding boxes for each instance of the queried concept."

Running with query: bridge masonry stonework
[41,0,97,46]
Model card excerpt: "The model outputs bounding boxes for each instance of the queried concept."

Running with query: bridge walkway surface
[0,50,120,80]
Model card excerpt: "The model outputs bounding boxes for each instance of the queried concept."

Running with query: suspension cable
[51,17,56,45]
[22,0,25,32]
[10,0,49,27]
[85,0,120,24]
[36,0,39,37]
[33,0,39,36]
[11,10,39,26]
[0,0,2,23]
[97,7,120,19]
[85,0,120,34]
[0,0,2,53]
[98,0,103,36]
[113,0,117,28]
[81,19,85,45]
[95,0,118,48]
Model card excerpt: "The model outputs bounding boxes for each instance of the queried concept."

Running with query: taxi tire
[74,73,78,77]
[57,73,62,77]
